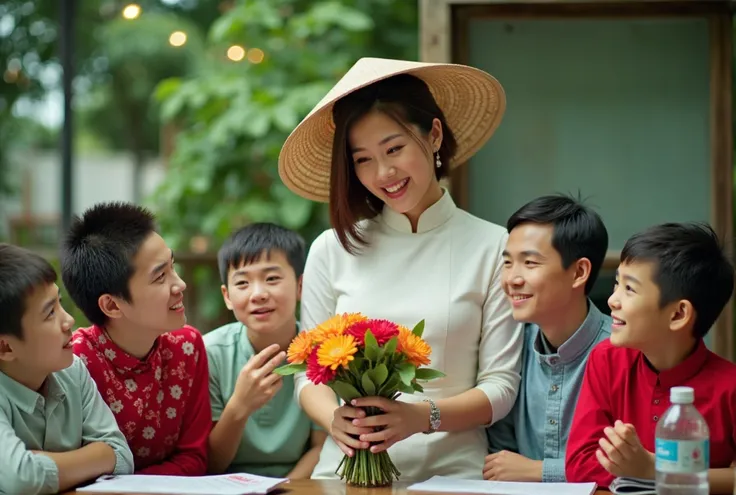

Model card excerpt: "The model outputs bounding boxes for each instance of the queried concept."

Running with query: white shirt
[296,190,523,481]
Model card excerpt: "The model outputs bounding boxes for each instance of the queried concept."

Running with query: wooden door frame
[420,0,734,360]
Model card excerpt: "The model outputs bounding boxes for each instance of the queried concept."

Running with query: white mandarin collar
[381,189,457,234]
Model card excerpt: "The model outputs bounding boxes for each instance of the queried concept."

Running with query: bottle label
[655,439,709,474]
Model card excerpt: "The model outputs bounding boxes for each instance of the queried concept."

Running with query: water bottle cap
[670,386,694,404]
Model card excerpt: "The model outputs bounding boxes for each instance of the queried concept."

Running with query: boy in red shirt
[566,223,736,493]
[61,202,211,476]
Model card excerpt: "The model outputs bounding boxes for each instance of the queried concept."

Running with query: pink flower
[345,319,400,346]
[306,348,336,385]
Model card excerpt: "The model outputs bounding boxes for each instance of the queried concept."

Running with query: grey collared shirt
[0,355,134,495]
[487,301,612,482]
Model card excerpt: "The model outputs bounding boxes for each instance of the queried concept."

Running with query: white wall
[0,151,166,238]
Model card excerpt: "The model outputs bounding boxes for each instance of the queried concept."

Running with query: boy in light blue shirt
[0,244,133,494]
[484,195,612,482]
[204,223,325,478]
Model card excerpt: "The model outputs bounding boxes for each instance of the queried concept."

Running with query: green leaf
[369,363,389,387]
[415,368,446,381]
[271,103,298,132]
[242,111,270,138]
[397,380,415,394]
[378,373,401,396]
[411,320,425,338]
[330,380,362,403]
[382,336,398,357]
[209,15,240,43]
[411,381,424,393]
[155,78,182,102]
[348,357,364,379]
[397,362,415,385]
[364,330,379,361]
[273,363,306,375]
[361,372,376,396]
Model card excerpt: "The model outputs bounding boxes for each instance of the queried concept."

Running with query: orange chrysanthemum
[397,327,432,367]
[286,331,313,364]
[312,312,367,344]
[317,334,359,371]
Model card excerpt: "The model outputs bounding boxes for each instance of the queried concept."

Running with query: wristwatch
[422,398,441,434]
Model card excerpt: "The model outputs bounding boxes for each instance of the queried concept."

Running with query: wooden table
[65,479,610,494]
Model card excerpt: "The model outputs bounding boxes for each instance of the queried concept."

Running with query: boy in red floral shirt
[61,202,211,476]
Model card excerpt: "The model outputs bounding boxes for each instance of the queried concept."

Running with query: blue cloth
[486,301,612,482]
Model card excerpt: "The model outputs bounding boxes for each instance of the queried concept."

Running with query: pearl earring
[435,152,441,169]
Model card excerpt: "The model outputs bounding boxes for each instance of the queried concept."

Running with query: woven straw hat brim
[278,58,506,203]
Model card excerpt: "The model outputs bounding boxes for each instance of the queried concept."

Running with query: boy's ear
[0,337,18,363]
[296,275,303,301]
[98,294,124,320]
[571,257,592,291]
[221,285,234,310]
[669,299,694,333]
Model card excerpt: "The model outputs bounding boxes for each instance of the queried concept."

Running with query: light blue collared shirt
[0,356,134,494]
[487,301,611,482]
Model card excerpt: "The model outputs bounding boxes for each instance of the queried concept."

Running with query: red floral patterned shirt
[72,325,211,476]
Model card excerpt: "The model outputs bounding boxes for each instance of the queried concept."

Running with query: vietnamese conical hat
[278,57,506,202]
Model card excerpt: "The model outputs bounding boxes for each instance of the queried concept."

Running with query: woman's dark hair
[330,74,458,254]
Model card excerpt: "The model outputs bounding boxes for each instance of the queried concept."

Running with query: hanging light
[122,4,141,20]
[169,31,187,47]
[227,45,246,62]
[247,48,264,64]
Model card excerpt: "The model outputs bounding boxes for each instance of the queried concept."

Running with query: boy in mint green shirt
[0,244,133,494]
[204,223,325,478]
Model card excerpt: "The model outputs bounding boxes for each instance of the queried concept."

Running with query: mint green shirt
[204,322,314,477]
[0,355,134,494]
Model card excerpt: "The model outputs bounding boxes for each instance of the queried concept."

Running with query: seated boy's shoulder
[53,355,91,387]
[71,326,96,351]
[202,321,243,349]
[701,348,736,380]
[160,325,206,357]
[588,338,639,367]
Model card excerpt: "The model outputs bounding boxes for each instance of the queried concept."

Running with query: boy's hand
[483,450,543,482]
[232,343,285,415]
[596,420,655,479]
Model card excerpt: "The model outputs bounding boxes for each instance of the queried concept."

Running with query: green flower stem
[335,447,401,487]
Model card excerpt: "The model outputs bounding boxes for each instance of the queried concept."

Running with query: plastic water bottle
[654,386,709,495]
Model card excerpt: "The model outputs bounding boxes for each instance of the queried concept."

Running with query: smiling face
[0,282,76,386]
[502,223,585,329]
[349,110,444,220]
[222,249,300,337]
[608,260,674,351]
[104,232,187,336]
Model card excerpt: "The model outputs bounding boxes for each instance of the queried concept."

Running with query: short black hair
[507,194,609,294]
[621,222,734,339]
[218,223,306,285]
[0,244,57,339]
[60,202,157,327]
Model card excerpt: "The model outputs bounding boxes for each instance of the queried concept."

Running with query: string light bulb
[227,45,245,62]
[169,31,187,47]
[122,4,141,20]
[247,48,264,64]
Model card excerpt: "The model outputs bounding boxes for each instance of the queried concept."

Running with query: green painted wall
[465,18,714,344]
[466,18,711,248]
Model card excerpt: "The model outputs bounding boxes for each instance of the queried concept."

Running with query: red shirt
[566,339,736,488]
[73,325,211,476]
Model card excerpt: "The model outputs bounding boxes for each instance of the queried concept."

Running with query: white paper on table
[407,476,598,495]
[75,473,288,495]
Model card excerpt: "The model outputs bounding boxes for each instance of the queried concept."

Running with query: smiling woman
[277,58,523,484]
[328,73,457,254]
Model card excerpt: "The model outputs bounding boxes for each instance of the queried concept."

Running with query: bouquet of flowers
[274,312,445,487]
